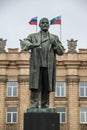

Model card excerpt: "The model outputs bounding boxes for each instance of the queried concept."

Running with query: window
[80,108,87,124]
[55,82,66,97]
[56,107,66,123]
[79,82,87,97]
[7,82,18,97]
[6,107,18,123]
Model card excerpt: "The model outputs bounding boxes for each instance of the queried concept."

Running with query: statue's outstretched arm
[20,36,40,51]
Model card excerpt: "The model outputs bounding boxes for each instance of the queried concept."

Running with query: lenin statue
[20,17,64,108]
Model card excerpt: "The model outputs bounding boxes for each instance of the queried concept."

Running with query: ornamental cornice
[5,100,19,106]
[18,75,29,83]
[66,75,80,84]
[78,100,87,107]
[67,39,78,53]
[80,124,87,130]
[0,38,6,52]
[56,60,81,67]
[0,75,7,83]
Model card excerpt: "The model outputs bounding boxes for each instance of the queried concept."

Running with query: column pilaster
[66,75,80,130]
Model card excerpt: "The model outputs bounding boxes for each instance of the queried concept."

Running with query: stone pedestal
[24,109,60,130]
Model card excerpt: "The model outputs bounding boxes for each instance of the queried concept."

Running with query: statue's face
[39,18,50,32]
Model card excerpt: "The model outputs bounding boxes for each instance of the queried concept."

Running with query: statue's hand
[20,39,33,50]
[34,43,40,48]
[29,44,34,49]
[20,39,26,50]
[52,39,57,47]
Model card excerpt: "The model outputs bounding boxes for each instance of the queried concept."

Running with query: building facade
[0,39,87,130]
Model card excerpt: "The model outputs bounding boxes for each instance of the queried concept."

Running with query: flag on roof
[50,16,61,25]
[29,17,37,25]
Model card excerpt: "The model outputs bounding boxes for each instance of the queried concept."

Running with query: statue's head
[39,18,50,32]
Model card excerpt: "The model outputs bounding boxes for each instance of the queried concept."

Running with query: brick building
[0,39,87,130]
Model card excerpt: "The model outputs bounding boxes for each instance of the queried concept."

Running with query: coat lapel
[41,37,49,43]
[36,32,50,43]
[35,32,41,44]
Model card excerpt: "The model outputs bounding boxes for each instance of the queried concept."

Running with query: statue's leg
[40,67,49,108]
[30,89,40,108]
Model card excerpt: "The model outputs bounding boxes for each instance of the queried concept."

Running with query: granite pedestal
[24,108,60,130]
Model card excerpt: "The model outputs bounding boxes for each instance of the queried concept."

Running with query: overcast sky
[0,0,87,50]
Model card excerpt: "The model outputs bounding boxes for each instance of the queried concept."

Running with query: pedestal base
[24,111,60,130]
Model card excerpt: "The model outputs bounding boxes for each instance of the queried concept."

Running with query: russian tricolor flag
[29,17,37,25]
[50,16,61,25]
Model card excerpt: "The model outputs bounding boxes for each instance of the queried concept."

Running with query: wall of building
[0,48,87,130]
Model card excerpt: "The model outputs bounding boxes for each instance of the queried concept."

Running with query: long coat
[23,31,64,92]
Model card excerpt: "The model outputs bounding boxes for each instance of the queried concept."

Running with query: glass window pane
[86,88,87,96]
[62,113,65,122]
[80,87,84,96]
[7,113,11,122]
[57,107,65,112]
[13,82,18,86]
[56,87,60,97]
[13,113,17,122]
[55,82,66,97]
[80,82,84,86]
[56,82,60,86]
[61,87,64,96]
[13,87,17,96]
[7,82,10,86]
[81,113,85,122]
[85,82,87,86]
[56,107,66,123]
[8,87,12,96]
[60,82,64,86]
[7,82,18,97]
[86,113,87,122]
[7,107,17,112]
[81,108,87,112]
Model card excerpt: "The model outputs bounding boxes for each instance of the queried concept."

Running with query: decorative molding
[5,100,19,107]
[60,124,66,130]
[78,100,87,107]
[6,124,18,130]
[80,124,87,130]
[0,75,7,83]
[66,75,80,84]
[5,97,19,101]
[67,39,78,53]
[0,38,7,52]
[18,75,29,83]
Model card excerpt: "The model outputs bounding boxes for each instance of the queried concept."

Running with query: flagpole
[36,16,38,32]
[50,16,61,40]
[36,24,38,33]
[60,16,61,41]
[29,16,38,32]
[60,24,61,41]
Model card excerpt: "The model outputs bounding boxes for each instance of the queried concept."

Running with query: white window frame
[79,82,87,97]
[7,82,18,97]
[56,107,66,123]
[80,108,87,124]
[6,107,18,123]
[55,82,66,97]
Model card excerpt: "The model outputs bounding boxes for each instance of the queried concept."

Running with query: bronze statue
[20,18,64,108]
